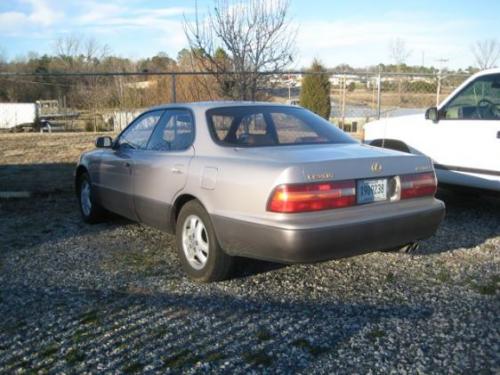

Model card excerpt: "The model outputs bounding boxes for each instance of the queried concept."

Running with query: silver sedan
[75,102,445,282]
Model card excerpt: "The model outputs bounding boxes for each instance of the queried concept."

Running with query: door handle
[124,162,131,168]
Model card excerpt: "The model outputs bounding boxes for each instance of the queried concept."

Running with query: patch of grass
[115,341,128,351]
[291,338,328,357]
[65,348,85,364]
[105,251,163,277]
[366,328,386,341]
[242,350,273,367]
[79,310,99,325]
[72,329,86,343]
[256,328,272,341]
[4,320,26,333]
[162,350,200,369]
[385,272,396,283]
[41,343,59,358]
[153,326,169,339]
[436,269,451,283]
[204,351,225,363]
[470,275,499,295]
[123,361,145,374]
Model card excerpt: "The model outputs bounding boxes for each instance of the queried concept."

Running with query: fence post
[436,71,441,107]
[171,73,177,103]
[376,70,382,120]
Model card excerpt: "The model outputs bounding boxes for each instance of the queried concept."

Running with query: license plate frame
[357,178,388,204]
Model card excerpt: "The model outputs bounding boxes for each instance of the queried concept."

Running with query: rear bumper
[212,198,445,263]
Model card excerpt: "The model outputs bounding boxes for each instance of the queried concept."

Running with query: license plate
[357,178,388,204]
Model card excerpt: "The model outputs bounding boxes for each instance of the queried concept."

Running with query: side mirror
[425,107,439,123]
[95,136,113,148]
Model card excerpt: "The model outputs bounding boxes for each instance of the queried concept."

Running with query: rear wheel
[176,200,234,282]
[77,172,106,223]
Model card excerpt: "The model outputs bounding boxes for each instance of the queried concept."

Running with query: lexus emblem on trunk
[371,162,382,173]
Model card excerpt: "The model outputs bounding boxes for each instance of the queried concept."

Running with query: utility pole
[436,58,449,107]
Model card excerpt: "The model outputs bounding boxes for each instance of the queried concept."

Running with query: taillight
[267,180,356,213]
[400,172,437,199]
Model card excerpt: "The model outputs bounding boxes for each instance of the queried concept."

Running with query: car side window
[443,74,500,120]
[147,109,194,151]
[117,111,163,149]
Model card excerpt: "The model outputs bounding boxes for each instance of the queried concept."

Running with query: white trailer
[0,103,37,130]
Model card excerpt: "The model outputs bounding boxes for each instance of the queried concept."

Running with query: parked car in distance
[75,102,445,282]
[364,69,500,192]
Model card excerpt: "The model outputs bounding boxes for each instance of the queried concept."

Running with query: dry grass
[0,132,116,193]
[0,132,115,165]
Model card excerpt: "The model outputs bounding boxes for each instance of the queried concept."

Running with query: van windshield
[206,106,355,147]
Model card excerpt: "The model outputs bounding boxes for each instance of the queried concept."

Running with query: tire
[77,172,106,223]
[176,200,234,282]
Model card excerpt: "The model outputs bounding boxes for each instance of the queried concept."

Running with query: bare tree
[184,0,296,100]
[388,38,411,103]
[54,35,81,67]
[83,37,110,68]
[389,38,411,67]
[471,39,500,70]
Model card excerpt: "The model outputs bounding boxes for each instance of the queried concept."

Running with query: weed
[123,361,145,374]
[367,328,385,341]
[292,338,328,356]
[385,272,396,283]
[470,275,499,295]
[204,351,225,363]
[437,269,451,283]
[256,328,272,341]
[243,350,273,366]
[79,310,99,325]
[41,343,59,358]
[65,348,85,364]
[162,350,200,369]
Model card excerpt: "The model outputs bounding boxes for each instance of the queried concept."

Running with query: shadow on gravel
[1,183,499,278]
[417,187,500,255]
[0,163,75,193]
[0,286,433,373]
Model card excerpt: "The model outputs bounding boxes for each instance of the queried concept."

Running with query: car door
[96,110,163,220]
[132,109,195,231]
[407,74,500,190]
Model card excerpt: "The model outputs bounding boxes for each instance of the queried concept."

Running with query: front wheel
[77,172,106,223]
[176,200,234,282]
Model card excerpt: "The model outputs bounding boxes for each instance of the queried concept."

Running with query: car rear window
[206,106,355,147]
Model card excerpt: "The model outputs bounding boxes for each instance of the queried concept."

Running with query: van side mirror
[95,136,113,148]
[425,107,439,123]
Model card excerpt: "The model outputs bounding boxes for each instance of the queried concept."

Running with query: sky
[0,0,498,70]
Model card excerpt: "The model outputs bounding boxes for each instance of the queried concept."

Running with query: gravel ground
[0,188,498,374]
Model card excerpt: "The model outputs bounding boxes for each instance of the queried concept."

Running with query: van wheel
[77,172,106,223]
[176,200,234,282]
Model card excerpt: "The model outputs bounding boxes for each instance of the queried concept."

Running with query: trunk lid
[234,143,433,183]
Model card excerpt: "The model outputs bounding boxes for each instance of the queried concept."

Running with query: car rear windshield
[206,106,355,147]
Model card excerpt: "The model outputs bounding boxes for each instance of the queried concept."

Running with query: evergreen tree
[300,60,331,119]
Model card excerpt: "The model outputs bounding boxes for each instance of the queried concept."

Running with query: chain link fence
[0,71,470,134]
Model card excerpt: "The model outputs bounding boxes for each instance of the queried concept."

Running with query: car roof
[149,101,297,111]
